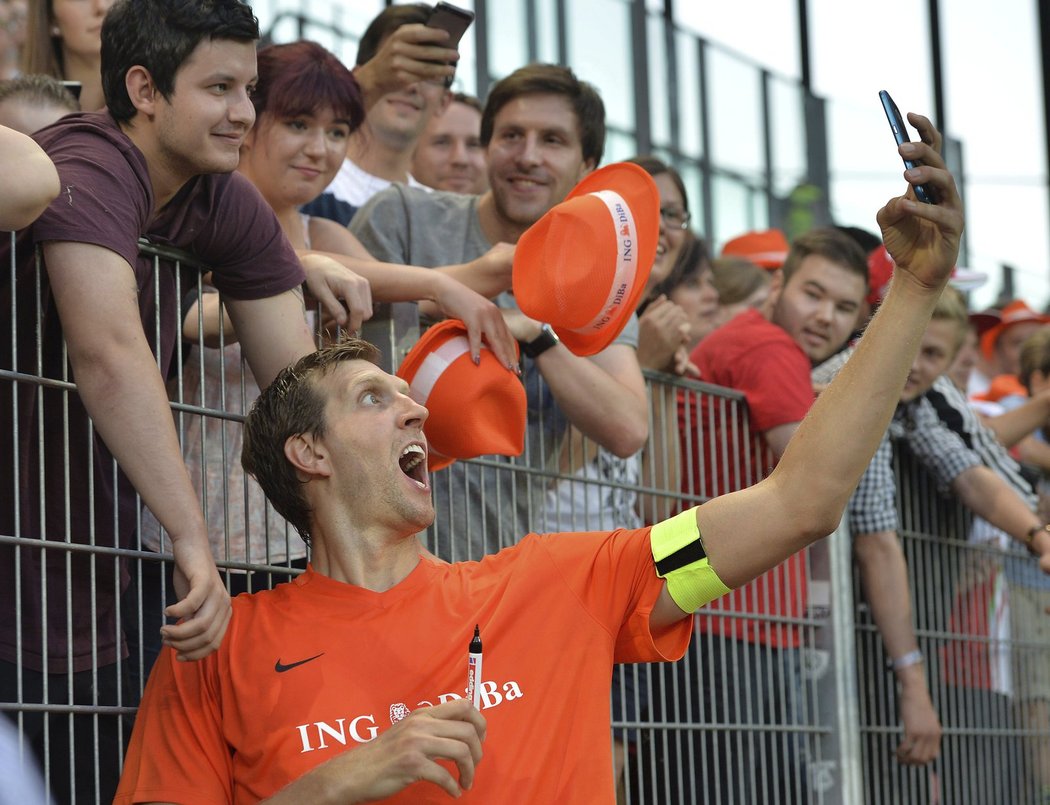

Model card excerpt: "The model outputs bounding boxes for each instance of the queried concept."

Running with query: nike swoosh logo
[274,653,324,673]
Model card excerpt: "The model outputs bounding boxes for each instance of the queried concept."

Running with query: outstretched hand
[876,113,964,293]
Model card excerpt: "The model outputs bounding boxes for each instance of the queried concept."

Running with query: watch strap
[520,324,559,359]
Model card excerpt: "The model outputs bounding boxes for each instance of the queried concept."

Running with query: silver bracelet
[890,649,924,671]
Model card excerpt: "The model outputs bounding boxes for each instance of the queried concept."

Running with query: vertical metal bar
[629,0,651,155]
[524,0,539,64]
[696,37,714,243]
[554,0,567,66]
[473,0,491,99]
[760,70,776,229]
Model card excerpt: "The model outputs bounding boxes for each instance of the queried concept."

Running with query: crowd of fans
[0,1,1046,804]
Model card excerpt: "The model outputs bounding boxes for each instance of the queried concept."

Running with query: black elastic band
[655,537,707,575]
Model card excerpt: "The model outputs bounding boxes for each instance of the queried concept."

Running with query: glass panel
[486,0,529,81]
[647,14,671,148]
[825,99,898,240]
[565,0,633,131]
[707,46,764,181]
[671,0,799,80]
[678,161,706,239]
[967,185,1050,310]
[711,174,765,252]
[535,0,560,63]
[809,0,933,111]
[768,76,806,199]
[604,129,640,166]
[675,28,702,159]
[941,0,1049,310]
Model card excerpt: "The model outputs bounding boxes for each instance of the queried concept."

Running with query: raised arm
[307,219,518,369]
[651,112,964,626]
[44,241,230,659]
[352,24,459,110]
[0,126,61,231]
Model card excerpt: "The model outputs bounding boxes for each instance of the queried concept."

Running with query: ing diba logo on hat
[512,162,661,357]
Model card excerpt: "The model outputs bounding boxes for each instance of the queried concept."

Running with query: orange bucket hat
[979,299,1050,360]
[721,228,790,270]
[512,162,660,357]
[396,319,526,471]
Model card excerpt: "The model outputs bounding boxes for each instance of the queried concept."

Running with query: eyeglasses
[660,206,691,230]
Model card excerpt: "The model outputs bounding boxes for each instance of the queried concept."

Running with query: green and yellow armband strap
[651,507,731,613]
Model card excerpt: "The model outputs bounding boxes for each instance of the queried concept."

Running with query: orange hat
[512,162,660,357]
[396,320,525,471]
[979,300,1050,360]
[721,228,789,270]
[972,373,1028,403]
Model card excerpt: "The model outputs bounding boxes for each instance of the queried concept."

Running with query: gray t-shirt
[350,185,640,560]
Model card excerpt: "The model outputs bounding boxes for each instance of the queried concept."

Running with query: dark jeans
[0,659,130,805]
[634,634,810,804]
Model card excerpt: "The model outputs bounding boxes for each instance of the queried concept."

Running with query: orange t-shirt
[115,529,691,804]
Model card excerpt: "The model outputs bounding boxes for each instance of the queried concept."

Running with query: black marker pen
[465,624,483,708]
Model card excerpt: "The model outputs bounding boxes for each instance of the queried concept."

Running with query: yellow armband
[651,507,731,613]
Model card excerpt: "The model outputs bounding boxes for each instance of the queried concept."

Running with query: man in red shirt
[671,227,868,802]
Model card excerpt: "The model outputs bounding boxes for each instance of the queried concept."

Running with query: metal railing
[2,239,1049,803]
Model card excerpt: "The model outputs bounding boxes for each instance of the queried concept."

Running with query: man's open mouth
[399,444,427,486]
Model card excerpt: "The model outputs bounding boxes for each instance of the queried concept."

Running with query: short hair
[355,3,432,66]
[710,256,772,306]
[1019,328,1050,391]
[451,91,482,114]
[627,155,689,214]
[480,63,606,167]
[101,0,260,124]
[650,232,711,301]
[242,338,381,546]
[931,284,970,356]
[833,224,882,255]
[0,73,78,112]
[781,227,869,288]
[253,41,364,133]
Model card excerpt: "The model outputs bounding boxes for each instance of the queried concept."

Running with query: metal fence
[2,238,1049,804]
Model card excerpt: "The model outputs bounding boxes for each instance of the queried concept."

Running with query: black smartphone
[879,89,936,204]
[426,1,474,51]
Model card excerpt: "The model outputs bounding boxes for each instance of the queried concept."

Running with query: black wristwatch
[520,324,560,359]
